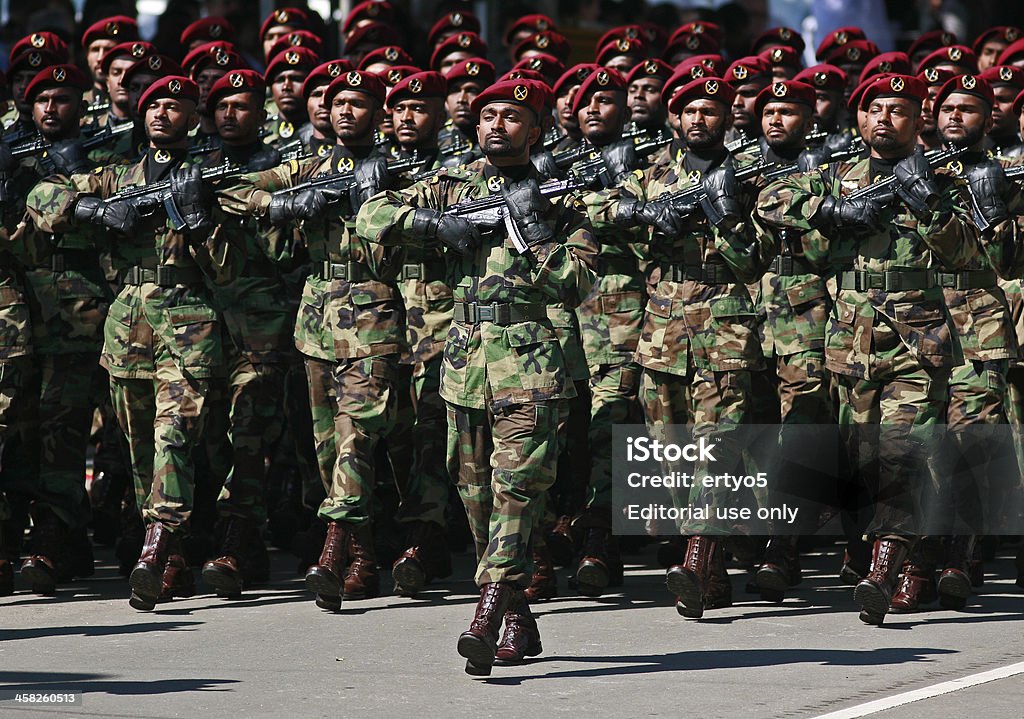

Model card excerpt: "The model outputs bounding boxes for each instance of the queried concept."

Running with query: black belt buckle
[476,304,495,323]
[402,263,422,280]
[775,256,794,275]
[156,266,174,286]
[867,272,885,291]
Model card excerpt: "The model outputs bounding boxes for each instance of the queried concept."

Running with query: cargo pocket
[103,296,134,362]
[601,291,645,354]
[505,321,564,392]
[826,298,872,377]
[785,277,830,350]
[57,278,108,343]
[965,290,1014,355]
[887,301,951,365]
[351,280,401,341]
[295,281,327,349]
[705,295,760,370]
[0,285,30,353]
[165,304,221,374]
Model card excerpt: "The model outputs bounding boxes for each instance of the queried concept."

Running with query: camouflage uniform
[216,147,407,528]
[595,151,773,534]
[357,159,598,587]
[757,155,978,537]
[28,150,233,531]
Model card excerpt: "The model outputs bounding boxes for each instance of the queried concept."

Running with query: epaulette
[436,166,471,180]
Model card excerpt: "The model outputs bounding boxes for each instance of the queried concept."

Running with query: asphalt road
[1,541,1021,719]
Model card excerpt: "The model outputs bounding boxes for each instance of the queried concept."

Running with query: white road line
[808,661,1024,719]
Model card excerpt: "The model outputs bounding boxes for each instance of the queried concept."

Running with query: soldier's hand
[599,139,638,188]
[502,177,554,246]
[814,195,883,230]
[797,147,829,172]
[169,165,213,232]
[73,196,141,233]
[267,187,343,223]
[351,155,395,212]
[530,150,561,180]
[615,193,688,236]
[47,139,91,175]
[411,208,481,254]
[701,165,742,228]
[965,161,1010,225]
[247,146,281,172]
[894,147,940,214]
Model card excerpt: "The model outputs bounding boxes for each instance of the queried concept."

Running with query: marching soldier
[263,48,319,150]
[80,16,139,118]
[357,78,597,674]
[301,61,349,162]
[215,70,403,610]
[439,58,493,167]
[757,74,979,626]
[27,76,233,611]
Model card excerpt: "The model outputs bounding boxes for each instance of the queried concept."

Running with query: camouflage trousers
[834,366,949,539]
[205,350,287,525]
[306,354,399,526]
[578,362,642,530]
[0,357,34,521]
[109,371,210,529]
[641,365,753,534]
[447,399,567,588]
[386,355,451,528]
[30,353,104,529]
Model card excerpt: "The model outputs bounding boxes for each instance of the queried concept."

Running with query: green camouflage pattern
[357,159,598,410]
[756,156,978,380]
[215,151,408,362]
[447,400,567,587]
[582,362,642,523]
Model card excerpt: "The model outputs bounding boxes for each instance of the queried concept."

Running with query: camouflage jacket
[592,148,772,376]
[357,159,598,410]
[437,121,482,168]
[262,114,311,154]
[201,146,295,365]
[757,154,978,379]
[215,145,407,362]
[27,151,234,379]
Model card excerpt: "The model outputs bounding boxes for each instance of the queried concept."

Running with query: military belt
[316,261,368,282]
[398,261,446,282]
[661,262,737,285]
[453,302,546,325]
[768,255,815,276]
[30,249,95,273]
[839,269,935,292]
[935,269,998,291]
[596,256,640,276]
[122,265,203,287]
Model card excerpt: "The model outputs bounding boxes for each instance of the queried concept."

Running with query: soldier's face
[11,70,36,114]
[391,97,445,149]
[446,80,482,130]
[127,73,160,120]
[990,84,1020,136]
[628,78,664,126]
[922,86,939,134]
[263,26,292,60]
[307,83,333,135]
[556,86,581,131]
[331,90,382,143]
[86,39,117,82]
[105,58,136,109]
[215,91,265,144]
[680,98,732,150]
[1019,109,1024,139]
[196,68,228,114]
[271,70,305,116]
[761,101,812,151]
[732,82,764,133]
[438,51,472,77]
[978,41,1008,72]
[477,101,541,160]
[603,55,635,77]
[32,87,85,139]
[814,90,840,129]
[577,89,628,144]
[145,98,199,146]
[937,92,993,148]
[864,97,923,155]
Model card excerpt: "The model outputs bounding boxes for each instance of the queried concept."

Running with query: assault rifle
[551,128,671,173]
[11,120,133,161]
[101,159,244,231]
[270,151,426,198]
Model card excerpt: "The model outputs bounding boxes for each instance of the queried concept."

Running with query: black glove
[47,139,91,175]
[411,208,481,254]
[73,195,141,233]
[169,165,212,232]
[351,155,395,212]
[700,165,742,228]
[615,192,688,237]
[814,195,883,230]
[598,139,638,188]
[530,150,562,180]
[247,146,282,172]
[964,161,1010,226]
[894,148,940,214]
[267,187,344,224]
[798,147,829,172]
[501,177,553,247]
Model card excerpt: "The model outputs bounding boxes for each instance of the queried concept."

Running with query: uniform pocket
[505,321,564,391]
[0,285,30,351]
[886,301,951,363]
[703,295,760,369]
[601,291,645,353]
[165,304,221,372]
[826,298,872,376]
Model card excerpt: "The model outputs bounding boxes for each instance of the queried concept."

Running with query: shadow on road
[0,621,203,642]
[0,670,238,695]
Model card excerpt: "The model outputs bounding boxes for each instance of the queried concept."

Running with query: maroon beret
[503,69,547,84]
[751,26,805,54]
[918,66,957,87]
[973,26,1023,55]
[794,64,847,92]
[662,59,712,106]
[207,69,266,111]
[381,65,420,88]
[344,22,400,54]
[301,60,353,97]
[980,65,1024,91]
[724,56,773,86]
[513,53,565,83]
[471,78,548,117]
[188,49,248,80]
[626,58,673,85]
[760,45,803,69]
[8,49,62,77]
[908,30,958,60]
[260,7,309,40]
[326,69,387,105]
[386,70,446,109]
[552,63,600,97]
[824,39,879,67]
[138,75,199,114]
[848,75,884,114]
[504,15,557,45]
[181,41,236,74]
[82,16,138,49]
[596,37,646,67]
[997,38,1024,66]
[358,46,414,70]
[860,74,927,110]
[99,41,156,75]
[431,32,488,71]
[859,52,912,85]
[268,30,324,61]
[428,11,481,47]
[664,32,721,60]
[10,32,68,64]
[342,1,394,33]
[672,22,723,47]
[916,45,978,74]
[24,64,89,102]
[667,76,736,115]
[754,80,816,116]
[1013,87,1024,115]
[515,31,571,62]
[571,67,627,115]
[596,25,645,53]
[123,55,184,87]
[934,73,995,110]
[815,26,867,61]
[446,58,495,88]
[265,47,320,80]
[180,17,234,47]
